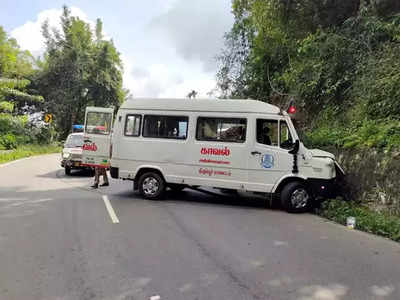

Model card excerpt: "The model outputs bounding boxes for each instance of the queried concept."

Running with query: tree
[217,0,400,114]
[37,6,125,138]
[0,26,43,113]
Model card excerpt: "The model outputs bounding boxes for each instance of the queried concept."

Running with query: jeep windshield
[65,135,83,148]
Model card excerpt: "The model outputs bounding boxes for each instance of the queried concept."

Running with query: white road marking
[102,195,119,224]
[0,198,27,202]
[273,240,289,246]
[178,283,193,293]
[370,285,395,297]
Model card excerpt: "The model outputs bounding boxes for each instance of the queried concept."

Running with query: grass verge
[0,144,61,164]
[317,199,400,242]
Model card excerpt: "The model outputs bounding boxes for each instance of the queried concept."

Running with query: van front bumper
[308,178,337,199]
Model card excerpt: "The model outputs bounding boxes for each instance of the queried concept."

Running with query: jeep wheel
[65,166,71,175]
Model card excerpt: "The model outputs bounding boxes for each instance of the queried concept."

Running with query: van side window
[256,119,278,146]
[143,115,188,139]
[124,115,141,137]
[280,121,294,149]
[196,117,246,143]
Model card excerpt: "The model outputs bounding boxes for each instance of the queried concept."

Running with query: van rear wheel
[281,182,311,213]
[138,172,166,200]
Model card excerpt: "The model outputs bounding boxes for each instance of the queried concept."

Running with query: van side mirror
[288,139,300,154]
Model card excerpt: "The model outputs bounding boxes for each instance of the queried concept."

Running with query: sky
[1,0,234,98]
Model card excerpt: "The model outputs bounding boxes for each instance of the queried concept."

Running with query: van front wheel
[281,182,311,213]
[138,172,165,200]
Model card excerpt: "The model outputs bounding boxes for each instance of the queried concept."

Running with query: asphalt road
[1,154,400,300]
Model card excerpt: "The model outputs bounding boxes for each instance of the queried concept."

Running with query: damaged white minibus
[82,98,344,212]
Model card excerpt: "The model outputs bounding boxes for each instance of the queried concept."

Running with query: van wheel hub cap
[291,188,309,209]
[142,177,159,195]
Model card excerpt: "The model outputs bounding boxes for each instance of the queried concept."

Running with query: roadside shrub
[354,44,400,119]
[0,113,27,136]
[0,113,55,146]
[0,101,13,113]
[0,144,61,164]
[0,133,17,149]
[33,125,53,144]
[305,126,346,148]
[318,199,400,242]
[305,119,400,150]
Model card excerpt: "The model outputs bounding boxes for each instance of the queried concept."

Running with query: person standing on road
[91,167,109,188]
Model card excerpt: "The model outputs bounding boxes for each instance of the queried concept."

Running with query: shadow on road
[33,168,279,211]
[168,188,273,209]
[109,185,277,211]
[36,169,93,179]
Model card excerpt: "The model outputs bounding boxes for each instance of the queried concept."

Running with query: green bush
[0,133,17,149]
[0,144,61,164]
[0,101,14,113]
[0,113,55,146]
[35,126,54,144]
[354,44,400,119]
[0,113,27,136]
[305,118,400,150]
[318,199,400,242]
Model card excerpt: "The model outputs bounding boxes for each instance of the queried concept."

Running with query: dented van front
[298,144,343,199]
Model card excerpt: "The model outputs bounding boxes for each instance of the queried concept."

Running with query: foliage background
[217,0,400,150]
[217,0,400,214]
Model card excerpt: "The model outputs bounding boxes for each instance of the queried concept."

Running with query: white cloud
[10,2,234,98]
[149,0,233,72]
[11,7,93,57]
[122,54,216,98]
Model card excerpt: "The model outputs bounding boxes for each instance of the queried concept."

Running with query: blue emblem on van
[261,154,274,169]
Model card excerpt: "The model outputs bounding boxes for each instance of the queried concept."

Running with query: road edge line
[102,195,120,224]
[0,157,31,168]
[0,152,59,168]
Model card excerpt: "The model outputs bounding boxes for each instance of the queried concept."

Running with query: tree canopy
[36,6,126,137]
[0,26,43,113]
[217,0,400,149]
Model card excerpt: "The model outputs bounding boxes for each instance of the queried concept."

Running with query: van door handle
[251,151,261,156]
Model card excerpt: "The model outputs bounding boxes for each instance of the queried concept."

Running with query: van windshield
[65,135,83,148]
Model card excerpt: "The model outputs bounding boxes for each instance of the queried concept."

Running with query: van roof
[120,98,282,114]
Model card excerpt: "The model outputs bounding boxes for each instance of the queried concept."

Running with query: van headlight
[328,160,335,176]
[63,152,71,159]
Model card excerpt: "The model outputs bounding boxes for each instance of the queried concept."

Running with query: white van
[82,98,343,212]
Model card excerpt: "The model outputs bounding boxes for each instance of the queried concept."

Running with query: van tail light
[288,105,296,114]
